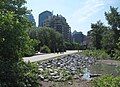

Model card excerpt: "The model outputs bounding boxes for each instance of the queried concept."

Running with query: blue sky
[26,0,120,35]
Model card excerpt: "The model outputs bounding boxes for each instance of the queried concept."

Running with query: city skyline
[26,0,120,35]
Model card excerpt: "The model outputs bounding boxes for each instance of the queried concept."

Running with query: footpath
[23,50,79,62]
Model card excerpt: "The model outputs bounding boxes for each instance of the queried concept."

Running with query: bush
[29,27,65,53]
[65,41,80,50]
[23,39,38,57]
[0,0,40,86]
[17,61,40,87]
[114,50,120,60]
[113,40,120,60]
[82,50,110,60]
[93,75,120,87]
[0,61,40,87]
[41,45,51,53]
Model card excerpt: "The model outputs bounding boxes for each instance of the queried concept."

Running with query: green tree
[87,6,120,59]
[65,41,80,50]
[41,45,51,53]
[0,0,39,86]
[29,27,65,53]
[114,38,120,60]
[101,28,115,55]
[105,6,120,47]
[90,21,105,49]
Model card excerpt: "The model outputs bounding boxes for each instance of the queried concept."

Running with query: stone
[39,75,44,80]
[39,68,44,71]
[52,75,60,79]
[68,81,72,85]
[47,65,51,68]
[44,79,49,82]
[73,75,79,79]
[37,54,95,81]
[48,68,53,72]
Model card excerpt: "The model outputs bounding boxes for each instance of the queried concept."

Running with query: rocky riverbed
[37,54,120,87]
[37,54,95,82]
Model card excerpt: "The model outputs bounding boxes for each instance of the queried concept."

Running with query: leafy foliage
[41,45,51,53]
[0,61,39,87]
[105,6,120,50]
[23,38,38,57]
[87,6,120,59]
[65,41,80,50]
[93,75,120,87]
[101,29,114,51]
[0,0,39,86]
[114,38,120,60]
[29,27,65,53]
[89,20,106,49]
[82,50,110,60]
[7,61,39,87]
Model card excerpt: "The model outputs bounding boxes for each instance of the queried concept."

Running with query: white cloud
[68,0,106,34]
[70,0,105,23]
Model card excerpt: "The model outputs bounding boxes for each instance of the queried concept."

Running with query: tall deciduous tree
[105,6,120,46]
[0,0,39,86]
[29,27,65,53]
[90,21,105,49]
[101,27,115,55]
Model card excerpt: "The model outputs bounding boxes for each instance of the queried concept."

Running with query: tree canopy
[105,6,120,46]
[0,0,39,86]
[29,27,65,53]
[87,6,120,59]
[89,21,105,49]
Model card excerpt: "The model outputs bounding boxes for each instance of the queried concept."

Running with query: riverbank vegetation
[82,50,110,60]
[83,6,120,87]
[93,75,120,87]
[86,6,120,61]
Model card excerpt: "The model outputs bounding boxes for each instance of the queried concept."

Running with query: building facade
[38,11,53,27]
[38,11,71,42]
[44,14,71,42]
[26,13,36,26]
[72,30,86,45]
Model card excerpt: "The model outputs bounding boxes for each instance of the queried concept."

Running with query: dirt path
[40,79,92,87]
[97,60,120,66]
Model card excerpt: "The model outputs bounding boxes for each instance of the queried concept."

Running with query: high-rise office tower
[38,11,53,27]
